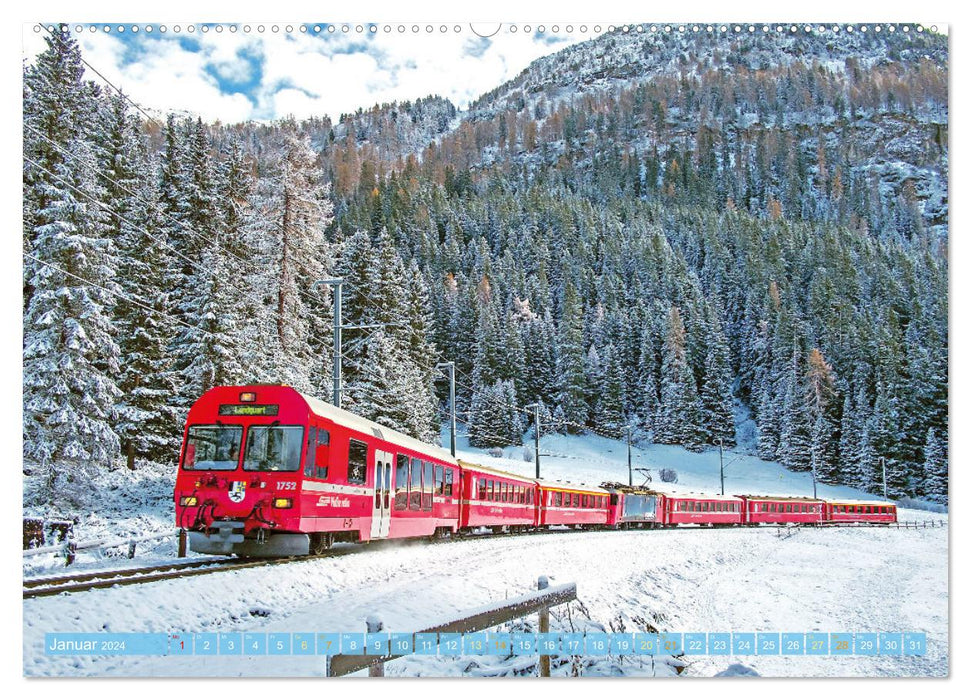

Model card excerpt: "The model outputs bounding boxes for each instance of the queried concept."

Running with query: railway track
[24,519,942,600]
[22,554,339,599]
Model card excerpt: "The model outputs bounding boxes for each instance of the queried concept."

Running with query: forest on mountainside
[23,26,948,503]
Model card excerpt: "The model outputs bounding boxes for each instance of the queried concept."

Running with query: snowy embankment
[24,524,947,677]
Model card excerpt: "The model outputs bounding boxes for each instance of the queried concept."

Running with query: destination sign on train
[217,404,280,416]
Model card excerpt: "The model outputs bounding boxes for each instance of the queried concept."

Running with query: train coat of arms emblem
[228,481,246,503]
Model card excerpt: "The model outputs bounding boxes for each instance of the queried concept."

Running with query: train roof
[299,390,459,466]
[736,494,825,502]
[660,491,744,501]
[534,479,610,495]
[824,499,896,506]
[457,460,537,482]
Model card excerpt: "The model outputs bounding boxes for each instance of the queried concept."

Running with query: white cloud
[21,24,600,123]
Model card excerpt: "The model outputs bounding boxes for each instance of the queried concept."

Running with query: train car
[601,483,665,528]
[174,385,460,557]
[824,500,898,524]
[664,493,745,526]
[457,461,538,533]
[740,495,825,525]
[537,481,610,528]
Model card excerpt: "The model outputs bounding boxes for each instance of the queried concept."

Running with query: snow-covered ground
[22,429,948,677]
[24,524,947,677]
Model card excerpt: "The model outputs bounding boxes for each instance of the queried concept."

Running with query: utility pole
[525,403,541,479]
[626,426,633,488]
[881,457,888,500]
[811,463,818,499]
[436,362,456,457]
[718,438,725,496]
[313,278,344,408]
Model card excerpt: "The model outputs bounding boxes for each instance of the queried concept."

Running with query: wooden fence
[327,576,576,677]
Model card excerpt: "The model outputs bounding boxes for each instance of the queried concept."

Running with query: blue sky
[23,23,595,123]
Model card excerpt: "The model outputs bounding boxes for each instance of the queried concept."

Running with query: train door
[370,450,393,539]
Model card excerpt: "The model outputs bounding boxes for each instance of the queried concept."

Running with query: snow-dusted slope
[451,428,915,503]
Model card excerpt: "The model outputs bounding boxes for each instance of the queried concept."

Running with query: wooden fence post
[178,529,187,558]
[128,539,137,559]
[538,575,550,677]
[367,616,385,677]
[65,540,77,567]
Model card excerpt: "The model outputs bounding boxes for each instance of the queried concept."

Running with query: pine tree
[169,120,246,403]
[657,306,705,450]
[595,344,627,438]
[868,377,910,498]
[100,95,180,462]
[839,387,866,488]
[469,380,523,448]
[700,324,736,447]
[250,121,334,392]
[778,347,812,471]
[23,133,122,472]
[921,427,947,504]
[805,348,839,482]
[557,281,588,432]
[23,29,91,310]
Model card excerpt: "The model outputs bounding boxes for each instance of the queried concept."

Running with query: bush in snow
[659,468,678,483]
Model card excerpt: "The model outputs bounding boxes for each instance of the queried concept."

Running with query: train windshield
[182,425,243,470]
[243,426,304,472]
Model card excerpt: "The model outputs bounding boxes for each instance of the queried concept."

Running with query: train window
[786,504,792,513]
[395,455,409,510]
[345,438,368,483]
[183,425,243,470]
[444,468,454,497]
[422,461,433,511]
[409,458,422,509]
[554,492,561,507]
[243,426,304,472]
[375,461,383,506]
[304,428,317,478]
[315,429,330,479]
[435,465,444,495]
[527,490,533,505]
[487,480,494,501]
[581,495,587,508]
[477,478,486,501]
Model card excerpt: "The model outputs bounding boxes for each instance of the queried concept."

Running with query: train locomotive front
[174,385,325,556]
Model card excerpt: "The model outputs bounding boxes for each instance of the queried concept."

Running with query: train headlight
[273,498,293,509]
[179,496,198,507]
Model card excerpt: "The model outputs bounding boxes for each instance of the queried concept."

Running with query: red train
[174,386,898,556]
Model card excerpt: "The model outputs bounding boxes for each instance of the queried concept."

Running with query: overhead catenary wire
[23,124,337,314]
[24,252,221,339]
[30,26,676,457]
[37,23,165,130]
